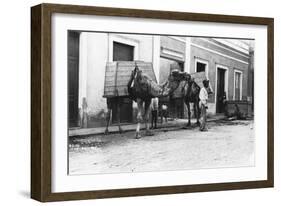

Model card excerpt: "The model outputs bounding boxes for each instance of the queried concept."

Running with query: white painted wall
[2,1,280,206]
[82,32,108,115]
[184,37,191,73]
[79,32,155,115]
[78,32,88,109]
[153,36,161,82]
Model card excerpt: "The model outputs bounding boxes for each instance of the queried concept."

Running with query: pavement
[69,114,226,137]
[68,119,254,175]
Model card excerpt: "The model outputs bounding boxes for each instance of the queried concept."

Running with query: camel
[164,70,200,126]
[104,65,168,137]
[127,65,170,139]
[126,66,211,138]
[105,65,209,138]
[163,70,212,127]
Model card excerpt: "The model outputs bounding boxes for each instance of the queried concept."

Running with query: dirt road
[69,120,254,175]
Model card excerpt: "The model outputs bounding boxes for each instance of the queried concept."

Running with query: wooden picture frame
[31,3,274,202]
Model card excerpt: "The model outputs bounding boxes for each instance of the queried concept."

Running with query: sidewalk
[69,114,226,137]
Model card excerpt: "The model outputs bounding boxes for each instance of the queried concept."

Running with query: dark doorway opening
[68,31,80,128]
[159,58,184,119]
[112,98,133,124]
[169,61,184,119]
[216,68,226,113]
[112,42,134,123]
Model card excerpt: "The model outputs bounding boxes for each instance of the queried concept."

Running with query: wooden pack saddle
[103,61,157,98]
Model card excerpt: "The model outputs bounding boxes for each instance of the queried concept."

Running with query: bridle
[129,65,140,88]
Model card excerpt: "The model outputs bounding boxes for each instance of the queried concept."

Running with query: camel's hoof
[145,130,154,136]
[119,128,123,134]
[135,132,141,139]
[186,122,191,127]
[196,121,200,126]
[104,129,109,135]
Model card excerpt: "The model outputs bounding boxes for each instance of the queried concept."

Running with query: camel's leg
[105,108,111,135]
[193,102,199,126]
[186,102,191,126]
[117,98,123,133]
[195,101,200,126]
[160,108,163,124]
[144,99,153,136]
[135,99,143,139]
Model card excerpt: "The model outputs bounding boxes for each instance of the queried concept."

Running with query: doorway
[68,31,80,128]
[216,67,227,113]
[159,58,184,119]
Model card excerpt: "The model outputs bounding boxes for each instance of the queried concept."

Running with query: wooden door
[68,31,80,128]
[216,68,225,113]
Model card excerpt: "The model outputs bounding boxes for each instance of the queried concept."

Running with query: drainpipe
[247,45,254,116]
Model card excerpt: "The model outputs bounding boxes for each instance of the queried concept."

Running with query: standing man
[150,97,159,129]
[199,80,210,131]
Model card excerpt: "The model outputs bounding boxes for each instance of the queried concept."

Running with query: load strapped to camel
[191,71,214,93]
[103,61,157,98]
[190,71,208,88]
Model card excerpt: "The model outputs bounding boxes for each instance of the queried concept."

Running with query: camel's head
[129,65,151,90]
[130,65,139,79]
[162,70,191,96]
[130,65,144,81]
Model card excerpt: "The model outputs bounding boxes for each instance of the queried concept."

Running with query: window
[234,70,243,100]
[196,62,206,73]
[195,58,209,79]
[109,34,139,61]
[113,42,134,61]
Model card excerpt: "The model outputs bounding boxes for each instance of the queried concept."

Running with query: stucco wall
[85,33,109,118]
[78,33,251,124]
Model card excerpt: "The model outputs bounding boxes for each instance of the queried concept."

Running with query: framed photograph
[31,3,274,202]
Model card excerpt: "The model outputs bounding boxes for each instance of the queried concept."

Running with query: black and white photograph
[67,31,255,175]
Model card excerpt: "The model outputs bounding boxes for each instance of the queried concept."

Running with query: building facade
[68,31,254,128]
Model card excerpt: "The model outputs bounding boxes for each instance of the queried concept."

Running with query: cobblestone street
[69,120,254,175]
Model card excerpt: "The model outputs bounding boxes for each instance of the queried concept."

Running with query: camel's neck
[164,79,187,97]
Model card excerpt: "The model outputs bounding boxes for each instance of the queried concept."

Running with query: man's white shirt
[199,87,208,106]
